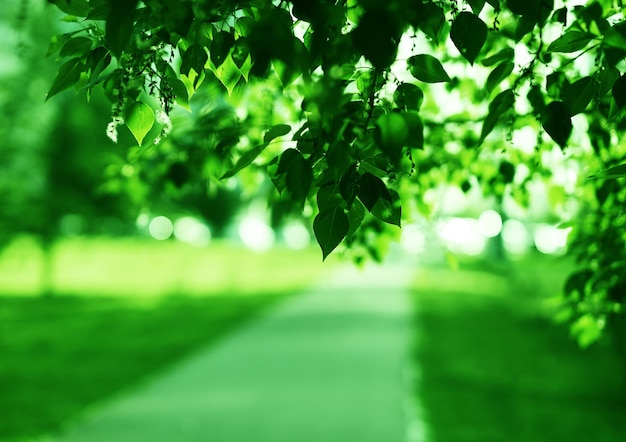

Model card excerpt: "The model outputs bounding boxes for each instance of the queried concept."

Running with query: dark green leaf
[507,0,553,21]
[351,11,399,69]
[563,77,596,115]
[467,0,486,14]
[59,36,93,58]
[358,172,391,212]
[542,101,572,148]
[372,190,401,227]
[220,144,268,179]
[46,57,84,100]
[401,111,424,149]
[284,151,313,202]
[450,12,488,65]
[393,83,424,111]
[181,44,208,76]
[339,165,359,207]
[314,207,349,260]
[481,47,515,66]
[596,66,620,99]
[407,54,451,83]
[346,200,365,238]
[264,124,291,144]
[612,74,626,110]
[49,0,91,16]
[375,113,409,163]
[547,31,595,53]
[412,3,446,45]
[317,185,343,212]
[105,0,139,57]
[486,62,514,94]
[211,31,235,68]
[480,89,515,142]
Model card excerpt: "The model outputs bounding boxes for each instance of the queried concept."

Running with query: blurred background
[1,2,625,442]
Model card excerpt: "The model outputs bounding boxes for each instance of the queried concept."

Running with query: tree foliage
[42,0,626,346]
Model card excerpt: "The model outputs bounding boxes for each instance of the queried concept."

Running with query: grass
[0,237,331,441]
[412,254,626,442]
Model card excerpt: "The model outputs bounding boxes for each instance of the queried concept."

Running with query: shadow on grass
[413,260,626,442]
[0,292,288,441]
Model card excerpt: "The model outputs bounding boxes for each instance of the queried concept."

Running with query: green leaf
[346,200,365,238]
[125,101,155,146]
[59,36,93,58]
[481,47,515,67]
[314,207,349,260]
[407,54,451,83]
[480,89,515,142]
[612,74,626,110]
[542,101,572,148]
[401,111,424,149]
[283,150,313,203]
[596,66,620,99]
[450,12,488,65]
[563,77,596,115]
[181,44,208,76]
[593,163,626,179]
[264,124,291,143]
[211,31,235,68]
[486,62,514,94]
[393,83,424,111]
[375,113,409,163]
[49,0,91,16]
[547,31,595,53]
[467,0,486,14]
[105,0,139,58]
[372,190,401,227]
[221,144,268,179]
[46,57,84,101]
[357,172,391,212]
[214,55,241,95]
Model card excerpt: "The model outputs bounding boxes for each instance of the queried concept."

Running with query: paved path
[51,258,417,442]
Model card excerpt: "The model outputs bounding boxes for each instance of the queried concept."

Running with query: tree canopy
[39,0,626,346]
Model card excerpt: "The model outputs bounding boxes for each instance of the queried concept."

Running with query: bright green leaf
[214,55,241,95]
[375,113,409,163]
[450,12,488,65]
[314,207,349,260]
[125,101,155,146]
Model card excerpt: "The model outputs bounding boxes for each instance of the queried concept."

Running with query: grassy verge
[0,294,292,441]
[0,239,332,441]
[412,254,626,442]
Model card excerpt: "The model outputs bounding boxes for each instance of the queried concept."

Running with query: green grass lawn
[412,254,626,442]
[0,237,331,442]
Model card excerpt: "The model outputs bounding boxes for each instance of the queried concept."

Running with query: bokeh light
[238,216,275,252]
[173,217,211,247]
[533,224,571,255]
[477,210,503,238]
[149,216,174,241]
[281,220,310,250]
